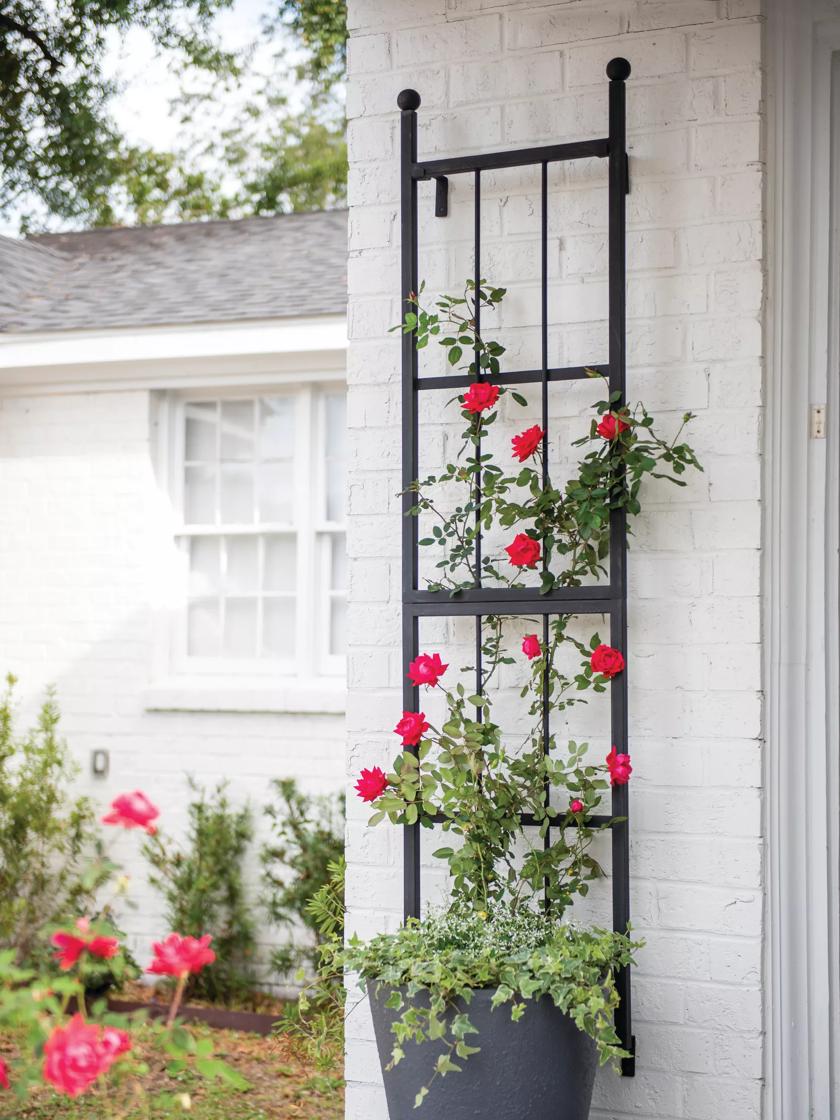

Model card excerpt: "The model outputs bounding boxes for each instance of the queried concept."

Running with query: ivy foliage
[342,908,640,1108]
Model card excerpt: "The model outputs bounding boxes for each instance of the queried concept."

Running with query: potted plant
[341,282,700,1117]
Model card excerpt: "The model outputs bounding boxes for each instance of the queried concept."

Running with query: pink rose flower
[355,766,389,803]
[148,933,216,978]
[590,644,625,679]
[522,634,541,660]
[43,1015,126,1098]
[394,711,430,746]
[0,1059,9,1090]
[102,791,159,834]
[407,653,448,687]
[100,1028,132,1061]
[570,799,584,814]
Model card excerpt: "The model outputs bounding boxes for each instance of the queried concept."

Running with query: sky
[104,0,277,151]
[0,0,300,235]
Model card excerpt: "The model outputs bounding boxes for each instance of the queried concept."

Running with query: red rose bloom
[590,644,625,679]
[522,634,541,660]
[0,1059,9,1090]
[102,791,159,835]
[149,933,216,978]
[570,799,584,814]
[596,412,630,440]
[407,653,448,687]
[355,766,389,803]
[394,711,430,746]
[43,1015,123,1098]
[462,382,500,414]
[511,425,545,462]
[606,746,632,786]
[505,533,541,569]
[52,919,119,972]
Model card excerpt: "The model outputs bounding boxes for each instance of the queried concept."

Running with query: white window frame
[152,379,346,706]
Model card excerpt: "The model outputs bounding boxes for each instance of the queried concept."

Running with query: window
[171,387,346,679]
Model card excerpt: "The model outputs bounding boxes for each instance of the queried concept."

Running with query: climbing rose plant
[339,280,702,1105]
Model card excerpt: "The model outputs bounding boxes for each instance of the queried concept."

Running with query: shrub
[143,780,257,1006]
[0,674,104,965]
[277,856,346,1081]
[260,778,344,975]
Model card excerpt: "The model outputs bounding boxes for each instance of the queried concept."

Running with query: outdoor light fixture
[91,749,109,778]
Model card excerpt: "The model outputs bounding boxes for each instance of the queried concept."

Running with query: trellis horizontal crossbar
[398,58,635,1077]
[416,363,609,390]
[404,594,616,615]
[413,138,609,178]
[428,811,612,829]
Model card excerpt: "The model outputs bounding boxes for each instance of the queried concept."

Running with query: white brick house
[345,2,839,1119]
[0,212,348,973]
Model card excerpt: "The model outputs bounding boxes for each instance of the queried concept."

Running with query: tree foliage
[0,0,348,230]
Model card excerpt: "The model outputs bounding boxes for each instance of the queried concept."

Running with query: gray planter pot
[369,985,597,1120]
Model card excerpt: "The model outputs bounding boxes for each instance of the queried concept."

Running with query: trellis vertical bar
[399,88,422,922]
[607,57,634,1073]
[540,161,551,875]
[474,171,483,700]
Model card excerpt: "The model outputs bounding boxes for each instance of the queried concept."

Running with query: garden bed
[105,981,286,1035]
[0,1022,343,1119]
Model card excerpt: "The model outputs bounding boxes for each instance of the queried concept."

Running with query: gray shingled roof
[0,210,347,333]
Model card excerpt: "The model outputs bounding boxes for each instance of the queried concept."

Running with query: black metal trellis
[398,58,635,1076]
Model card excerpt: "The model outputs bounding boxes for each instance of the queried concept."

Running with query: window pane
[264,535,296,592]
[185,464,216,524]
[221,400,255,461]
[185,402,216,461]
[259,397,294,460]
[258,461,293,523]
[225,536,258,594]
[263,598,295,658]
[325,394,347,522]
[325,392,346,456]
[223,597,258,658]
[188,598,221,656]
[330,533,347,591]
[220,463,254,522]
[330,596,347,657]
[189,536,220,596]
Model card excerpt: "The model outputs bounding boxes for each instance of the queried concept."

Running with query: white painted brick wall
[346,1,764,1117]
[0,389,345,979]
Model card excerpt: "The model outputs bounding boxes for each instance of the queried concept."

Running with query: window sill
[142,677,346,715]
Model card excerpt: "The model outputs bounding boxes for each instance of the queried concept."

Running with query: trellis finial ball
[397,89,421,110]
[606,58,631,81]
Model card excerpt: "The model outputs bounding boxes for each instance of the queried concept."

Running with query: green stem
[166,972,188,1028]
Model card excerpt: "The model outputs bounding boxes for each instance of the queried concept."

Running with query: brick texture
[346,1,764,1117]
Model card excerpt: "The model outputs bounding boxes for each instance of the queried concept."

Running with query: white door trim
[765,2,840,1116]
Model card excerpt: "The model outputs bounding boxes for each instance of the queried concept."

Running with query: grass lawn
[0,1024,344,1119]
